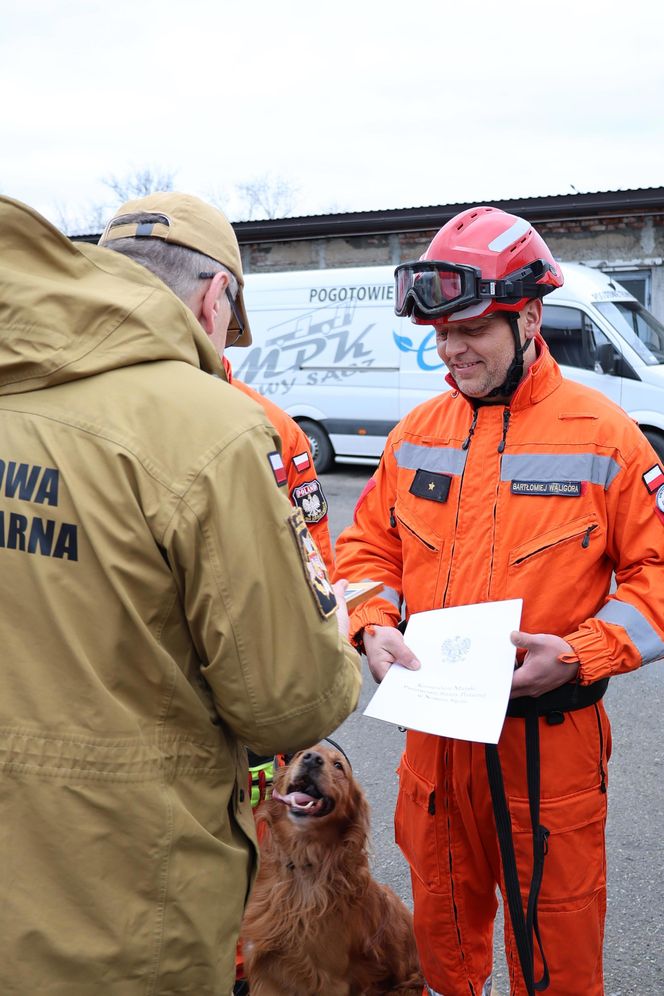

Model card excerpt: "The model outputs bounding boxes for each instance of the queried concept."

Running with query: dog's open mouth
[273,780,334,818]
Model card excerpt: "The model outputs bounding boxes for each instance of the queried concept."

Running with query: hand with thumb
[362,625,420,683]
[510,630,578,698]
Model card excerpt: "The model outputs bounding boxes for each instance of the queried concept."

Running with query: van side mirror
[597,343,618,374]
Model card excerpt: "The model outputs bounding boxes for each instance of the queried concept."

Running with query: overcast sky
[2,0,663,231]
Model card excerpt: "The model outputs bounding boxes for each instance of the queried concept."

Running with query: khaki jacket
[0,198,360,995]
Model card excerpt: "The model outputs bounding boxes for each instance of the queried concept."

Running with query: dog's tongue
[273,789,319,811]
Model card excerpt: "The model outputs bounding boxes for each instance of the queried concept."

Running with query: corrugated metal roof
[230,188,664,243]
[71,187,664,245]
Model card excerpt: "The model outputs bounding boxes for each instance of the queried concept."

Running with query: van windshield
[595,300,664,365]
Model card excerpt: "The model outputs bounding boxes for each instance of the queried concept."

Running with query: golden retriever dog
[241,742,423,996]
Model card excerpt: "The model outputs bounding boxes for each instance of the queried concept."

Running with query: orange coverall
[224,357,334,574]
[335,337,664,995]
[224,359,334,987]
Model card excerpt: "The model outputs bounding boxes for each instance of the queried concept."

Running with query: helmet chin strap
[486,312,532,399]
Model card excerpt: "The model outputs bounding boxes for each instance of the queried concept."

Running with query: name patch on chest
[409,469,452,503]
[511,480,582,497]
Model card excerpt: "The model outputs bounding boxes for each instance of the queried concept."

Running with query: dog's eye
[333,761,344,771]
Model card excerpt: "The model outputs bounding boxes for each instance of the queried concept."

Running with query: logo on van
[233,300,445,398]
[393,330,445,371]
[234,303,378,397]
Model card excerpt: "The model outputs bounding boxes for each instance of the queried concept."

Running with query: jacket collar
[510,335,562,410]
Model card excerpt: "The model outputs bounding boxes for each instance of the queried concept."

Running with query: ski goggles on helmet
[394,259,557,319]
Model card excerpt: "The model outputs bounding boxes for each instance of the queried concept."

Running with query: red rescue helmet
[395,206,563,325]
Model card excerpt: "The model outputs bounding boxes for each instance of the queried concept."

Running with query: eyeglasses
[199,271,244,346]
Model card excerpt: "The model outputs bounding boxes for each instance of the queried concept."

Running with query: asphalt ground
[321,463,664,995]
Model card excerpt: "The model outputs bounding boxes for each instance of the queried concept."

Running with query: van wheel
[299,419,334,474]
[643,428,664,461]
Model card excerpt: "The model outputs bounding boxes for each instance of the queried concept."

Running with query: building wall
[239,213,664,320]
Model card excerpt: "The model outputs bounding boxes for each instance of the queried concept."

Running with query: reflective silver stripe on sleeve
[357,579,401,611]
[395,441,467,476]
[501,452,621,489]
[597,599,664,664]
[379,585,402,610]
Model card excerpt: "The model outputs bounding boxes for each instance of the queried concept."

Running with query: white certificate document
[363,599,522,744]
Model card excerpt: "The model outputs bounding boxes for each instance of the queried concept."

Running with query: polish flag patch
[643,464,664,494]
[654,485,664,527]
[293,450,311,473]
[268,451,287,486]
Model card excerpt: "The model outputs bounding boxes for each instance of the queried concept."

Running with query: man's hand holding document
[364,599,522,744]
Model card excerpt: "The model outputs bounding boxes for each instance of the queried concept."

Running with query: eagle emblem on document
[441,636,471,663]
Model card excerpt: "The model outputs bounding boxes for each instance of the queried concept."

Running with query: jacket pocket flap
[395,755,441,889]
[394,501,442,553]
[509,514,599,567]
[509,783,607,835]
[397,754,436,810]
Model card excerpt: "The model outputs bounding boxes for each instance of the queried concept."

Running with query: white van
[233,263,664,472]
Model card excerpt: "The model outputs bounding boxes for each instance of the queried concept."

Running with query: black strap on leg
[486,700,550,993]
[488,679,608,990]
[485,741,536,994]
[524,705,550,992]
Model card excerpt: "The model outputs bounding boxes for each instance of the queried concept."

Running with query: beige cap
[99,191,251,346]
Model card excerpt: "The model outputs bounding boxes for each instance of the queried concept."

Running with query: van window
[601,268,651,308]
[541,305,612,371]
[595,301,664,365]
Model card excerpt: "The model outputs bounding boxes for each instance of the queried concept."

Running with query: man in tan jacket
[0,192,361,996]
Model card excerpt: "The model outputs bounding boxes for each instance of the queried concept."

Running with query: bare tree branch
[205,185,232,215]
[55,166,301,234]
[55,166,178,235]
[54,200,110,236]
[235,174,300,220]
[101,167,176,203]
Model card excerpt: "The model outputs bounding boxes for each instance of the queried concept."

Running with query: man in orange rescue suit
[222,355,334,573]
[0,192,361,996]
[335,206,664,996]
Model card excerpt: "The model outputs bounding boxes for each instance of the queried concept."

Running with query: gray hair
[101,213,238,305]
